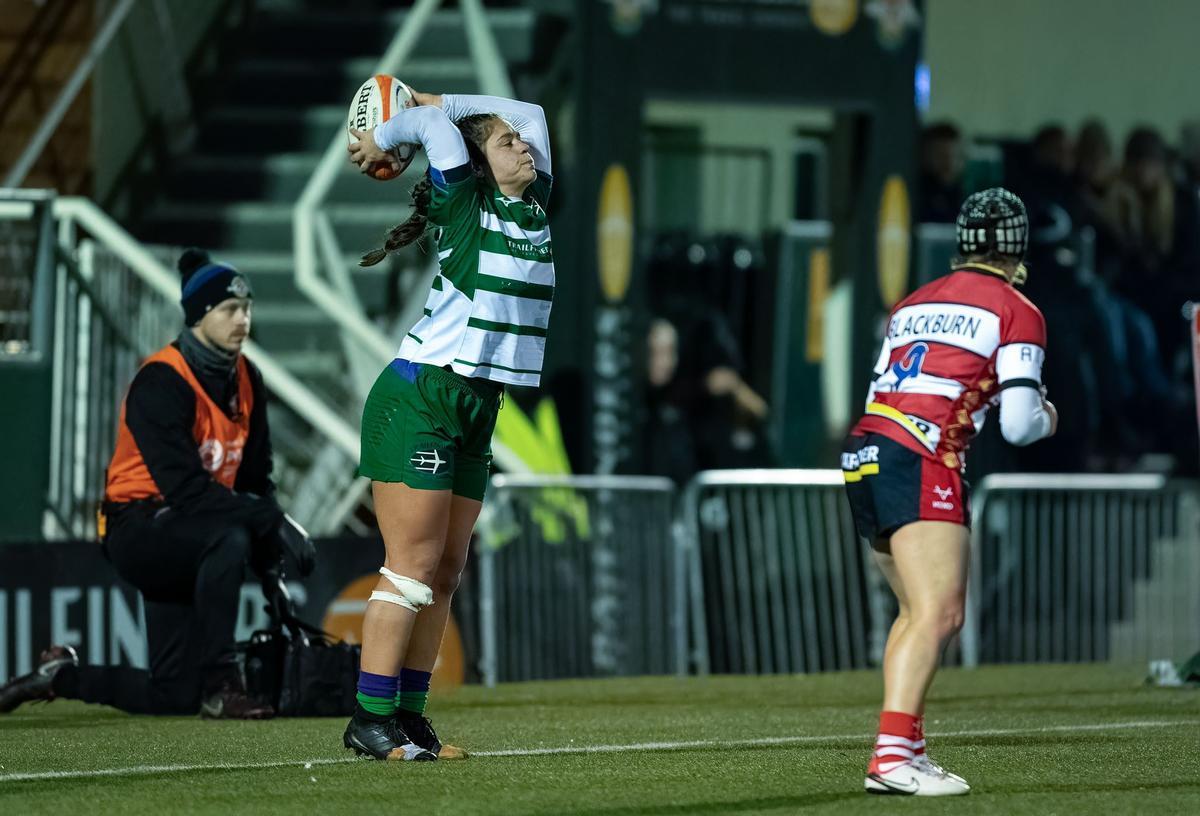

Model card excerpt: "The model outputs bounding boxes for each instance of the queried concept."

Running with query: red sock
[868,711,919,775]
[913,716,926,758]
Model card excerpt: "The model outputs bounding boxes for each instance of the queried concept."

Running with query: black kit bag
[243,614,360,717]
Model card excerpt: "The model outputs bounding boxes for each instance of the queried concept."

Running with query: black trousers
[55,504,280,715]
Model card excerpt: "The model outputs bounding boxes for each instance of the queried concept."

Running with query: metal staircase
[135,2,536,384]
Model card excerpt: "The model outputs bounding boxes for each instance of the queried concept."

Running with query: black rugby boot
[344,710,437,761]
[395,710,469,759]
[0,645,78,713]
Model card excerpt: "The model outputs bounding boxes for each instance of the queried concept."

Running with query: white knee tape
[368,568,434,612]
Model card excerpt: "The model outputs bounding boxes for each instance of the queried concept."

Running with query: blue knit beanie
[178,248,253,326]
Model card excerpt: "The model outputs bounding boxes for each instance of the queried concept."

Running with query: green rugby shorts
[359,359,502,501]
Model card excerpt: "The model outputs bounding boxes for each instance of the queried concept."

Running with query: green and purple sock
[356,670,399,719]
[396,667,432,715]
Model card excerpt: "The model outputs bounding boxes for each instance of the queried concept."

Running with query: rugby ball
[347,75,418,181]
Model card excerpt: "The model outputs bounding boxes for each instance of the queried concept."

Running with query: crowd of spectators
[637,118,1198,484]
[919,119,1200,474]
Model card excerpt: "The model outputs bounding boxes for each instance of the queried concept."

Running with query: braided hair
[360,113,500,267]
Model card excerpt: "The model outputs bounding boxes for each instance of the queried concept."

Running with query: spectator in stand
[1074,120,1129,284]
[1115,127,1200,369]
[1072,121,1178,465]
[644,318,699,485]
[1019,125,1079,252]
[1180,121,1200,195]
[1032,125,1075,180]
[1013,124,1082,307]
[665,300,772,472]
[1007,124,1101,471]
[648,235,773,471]
[918,122,966,222]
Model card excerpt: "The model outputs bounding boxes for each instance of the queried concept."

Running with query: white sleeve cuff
[373,106,470,171]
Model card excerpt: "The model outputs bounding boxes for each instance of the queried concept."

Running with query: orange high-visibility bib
[105,344,253,503]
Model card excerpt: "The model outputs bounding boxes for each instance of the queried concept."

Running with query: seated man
[0,249,313,718]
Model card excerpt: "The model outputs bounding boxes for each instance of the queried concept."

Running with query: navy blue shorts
[840,433,970,549]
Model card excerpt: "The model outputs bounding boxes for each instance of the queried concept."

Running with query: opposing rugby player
[841,188,1057,796]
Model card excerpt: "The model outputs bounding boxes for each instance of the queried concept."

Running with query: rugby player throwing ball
[345,87,555,761]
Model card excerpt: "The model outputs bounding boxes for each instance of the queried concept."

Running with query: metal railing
[27,196,361,536]
[0,191,55,357]
[480,470,1197,682]
[477,474,680,686]
[44,238,180,536]
[53,198,360,456]
[962,474,1200,667]
[680,469,888,675]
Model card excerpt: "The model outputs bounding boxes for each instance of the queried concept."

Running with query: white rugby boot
[865,758,971,796]
[913,752,968,785]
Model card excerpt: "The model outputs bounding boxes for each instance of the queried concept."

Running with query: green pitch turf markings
[1,717,1194,785]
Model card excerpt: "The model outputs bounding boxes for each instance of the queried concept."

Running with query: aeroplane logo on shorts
[932,484,955,511]
[892,342,929,387]
[410,449,446,475]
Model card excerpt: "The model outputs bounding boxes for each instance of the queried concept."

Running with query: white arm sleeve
[998,385,1052,446]
[372,105,470,172]
[441,94,552,175]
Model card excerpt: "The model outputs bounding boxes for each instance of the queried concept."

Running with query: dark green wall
[0,363,52,540]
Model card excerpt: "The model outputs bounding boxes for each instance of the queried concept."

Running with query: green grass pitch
[1,664,1197,815]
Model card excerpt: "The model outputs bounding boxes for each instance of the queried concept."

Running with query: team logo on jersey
[410,449,447,475]
[932,484,955,511]
[198,439,225,472]
[891,342,929,386]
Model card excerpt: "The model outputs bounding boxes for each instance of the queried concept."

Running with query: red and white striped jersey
[850,265,1046,470]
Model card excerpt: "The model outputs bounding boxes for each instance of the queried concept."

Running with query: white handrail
[314,209,377,397]
[292,0,444,363]
[685,468,847,487]
[316,211,363,311]
[969,473,1167,492]
[3,0,137,188]
[491,474,674,491]
[460,0,515,98]
[291,0,517,368]
[52,196,360,458]
[287,0,526,502]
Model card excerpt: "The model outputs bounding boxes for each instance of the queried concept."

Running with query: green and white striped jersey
[397,171,554,387]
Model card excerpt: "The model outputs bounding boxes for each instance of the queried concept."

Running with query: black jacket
[119,345,282,536]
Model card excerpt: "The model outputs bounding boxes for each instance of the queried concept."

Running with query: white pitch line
[471,719,1200,758]
[0,719,1194,784]
[0,757,358,784]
